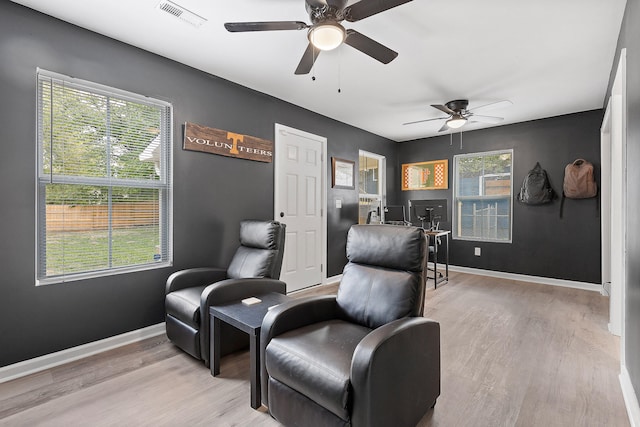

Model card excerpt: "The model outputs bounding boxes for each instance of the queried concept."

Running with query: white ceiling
[11,0,627,142]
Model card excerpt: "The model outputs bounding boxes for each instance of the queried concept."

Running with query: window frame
[35,69,173,285]
[452,149,513,243]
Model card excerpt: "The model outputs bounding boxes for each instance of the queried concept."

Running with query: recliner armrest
[165,267,227,294]
[350,317,440,427]
[260,295,340,406]
[261,295,339,340]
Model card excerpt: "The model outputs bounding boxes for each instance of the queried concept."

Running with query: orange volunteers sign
[183,122,273,163]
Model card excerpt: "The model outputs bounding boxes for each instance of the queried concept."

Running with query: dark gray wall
[606,0,640,409]
[397,110,603,284]
[0,1,609,369]
[0,2,396,367]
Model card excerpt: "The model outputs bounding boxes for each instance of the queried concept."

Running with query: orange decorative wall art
[402,159,449,190]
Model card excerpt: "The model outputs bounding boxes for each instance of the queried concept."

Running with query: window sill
[36,261,172,286]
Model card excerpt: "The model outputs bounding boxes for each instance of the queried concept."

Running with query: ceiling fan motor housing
[446,99,469,113]
[306,0,347,23]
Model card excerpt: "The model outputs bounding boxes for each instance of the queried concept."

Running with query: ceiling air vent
[157,1,207,28]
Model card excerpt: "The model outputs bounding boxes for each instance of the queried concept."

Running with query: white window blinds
[453,150,513,243]
[36,70,172,284]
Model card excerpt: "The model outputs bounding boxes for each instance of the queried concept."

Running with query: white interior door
[274,124,326,292]
[604,49,626,340]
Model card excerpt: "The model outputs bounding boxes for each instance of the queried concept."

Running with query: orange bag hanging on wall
[560,158,598,218]
[563,159,597,199]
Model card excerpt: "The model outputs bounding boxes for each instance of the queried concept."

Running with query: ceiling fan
[224,0,413,75]
[403,99,513,132]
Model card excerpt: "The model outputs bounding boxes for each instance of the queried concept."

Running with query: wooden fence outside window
[46,202,159,232]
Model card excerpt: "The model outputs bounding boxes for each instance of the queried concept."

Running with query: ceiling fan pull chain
[450,132,453,146]
[311,31,316,81]
[460,131,463,150]
[338,47,342,93]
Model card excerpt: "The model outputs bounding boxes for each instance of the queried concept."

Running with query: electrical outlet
[474,247,481,256]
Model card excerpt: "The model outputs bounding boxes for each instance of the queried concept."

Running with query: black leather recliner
[165,220,286,365]
[261,224,441,427]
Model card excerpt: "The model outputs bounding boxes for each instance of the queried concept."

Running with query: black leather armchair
[261,224,441,427]
[165,220,286,364]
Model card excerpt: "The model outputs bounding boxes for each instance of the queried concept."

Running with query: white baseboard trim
[327,268,599,293]
[325,274,342,285]
[620,364,640,427]
[0,323,166,384]
[448,265,602,292]
[289,275,342,296]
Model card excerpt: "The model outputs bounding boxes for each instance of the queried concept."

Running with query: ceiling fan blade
[224,21,309,32]
[344,29,397,64]
[438,122,450,132]
[344,0,413,22]
[431,104,455,115]
[295,43,321,75]
[469,114,504,124]
[403,117,447,126]
[468,100,512,113]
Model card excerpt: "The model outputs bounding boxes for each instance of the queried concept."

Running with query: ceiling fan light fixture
[308,22,345,51]
[446,115,467,129]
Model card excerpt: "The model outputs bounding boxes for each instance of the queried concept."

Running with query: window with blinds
[453,150,513,243]
[36,70,173,285]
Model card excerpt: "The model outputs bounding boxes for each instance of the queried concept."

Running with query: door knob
[280,212,284,218]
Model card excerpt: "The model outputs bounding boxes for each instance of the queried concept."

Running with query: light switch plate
[335,199,342,209]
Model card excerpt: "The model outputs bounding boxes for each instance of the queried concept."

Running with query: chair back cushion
[227,220,286,279]
[336,225,427,328]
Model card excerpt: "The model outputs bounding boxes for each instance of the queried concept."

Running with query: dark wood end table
[209,292,291,409]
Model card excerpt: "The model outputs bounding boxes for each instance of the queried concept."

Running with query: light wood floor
[0,272,629,427]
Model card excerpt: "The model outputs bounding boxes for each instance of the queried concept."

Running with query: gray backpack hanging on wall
[517,162,555,205]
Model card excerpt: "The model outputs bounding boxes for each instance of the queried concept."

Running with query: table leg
[434,237,439,289]
[210,316,221,377]
[249,328,261,409]
[445,233,449,282]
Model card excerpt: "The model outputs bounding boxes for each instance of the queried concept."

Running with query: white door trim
[358,150,387,224]
[600,99,612,300]
[274,123,328,287]
[616,47,627,366]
